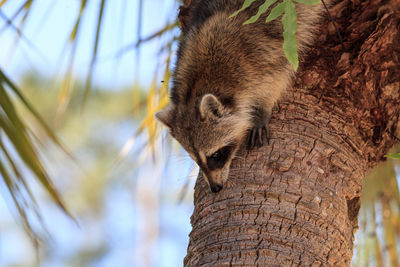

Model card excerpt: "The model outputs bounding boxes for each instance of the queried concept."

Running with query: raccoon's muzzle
[210,182,223,193]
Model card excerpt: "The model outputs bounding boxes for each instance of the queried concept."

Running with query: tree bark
[183,0,400,266]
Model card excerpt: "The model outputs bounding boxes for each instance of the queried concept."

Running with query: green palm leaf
[0,69,73,241]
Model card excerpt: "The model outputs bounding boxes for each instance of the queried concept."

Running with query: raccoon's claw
[247,125,270,149]
[265,125,270,144]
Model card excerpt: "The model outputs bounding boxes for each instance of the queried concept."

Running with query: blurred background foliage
[0,0,399,266]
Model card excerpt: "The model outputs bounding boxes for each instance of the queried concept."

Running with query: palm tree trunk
[183,0,400,266]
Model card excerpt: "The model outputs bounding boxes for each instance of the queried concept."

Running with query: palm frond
[0,9,47,63]
[0,69,73,241]
[115,21,179,59]
[0,0,32,33]
[57,0,88,117]
[82,0,106,109]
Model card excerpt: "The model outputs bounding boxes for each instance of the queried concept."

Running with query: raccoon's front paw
[247,106,272,149]
[246,125,270,149]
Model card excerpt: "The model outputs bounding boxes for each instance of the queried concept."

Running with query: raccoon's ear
[200,94,224,120]
[155,105,174,129]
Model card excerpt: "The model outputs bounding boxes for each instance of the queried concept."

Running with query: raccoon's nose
[210,183,222,193]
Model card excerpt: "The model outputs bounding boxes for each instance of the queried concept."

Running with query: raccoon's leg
[247,107,271,149]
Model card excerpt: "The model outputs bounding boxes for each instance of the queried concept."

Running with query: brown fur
[156,0,329,192]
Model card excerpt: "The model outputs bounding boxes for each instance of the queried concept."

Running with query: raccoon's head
[156,94,251,193]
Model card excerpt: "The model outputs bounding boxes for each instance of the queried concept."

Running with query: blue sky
[0,0,179,88]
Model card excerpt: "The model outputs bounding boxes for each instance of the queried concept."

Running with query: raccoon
[156,0,328,193]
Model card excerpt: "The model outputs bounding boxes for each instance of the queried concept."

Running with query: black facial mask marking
[206,144,235,170]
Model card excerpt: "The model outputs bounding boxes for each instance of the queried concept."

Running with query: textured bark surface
[184,0,400,266]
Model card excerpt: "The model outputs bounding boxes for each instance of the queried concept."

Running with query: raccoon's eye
[210,151,222,160]
[207,145,234,170]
